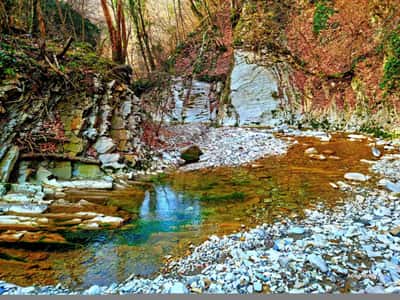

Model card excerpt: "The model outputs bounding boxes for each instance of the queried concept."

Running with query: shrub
[380,27,400,91]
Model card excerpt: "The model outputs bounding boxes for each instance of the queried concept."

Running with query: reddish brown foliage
[287,0,377,75]
[173,2,233,79]
[286,0,399,115]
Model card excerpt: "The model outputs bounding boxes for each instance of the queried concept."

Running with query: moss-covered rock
[51,161,72,180]
[180,145,203,164]
[72,162,104,179]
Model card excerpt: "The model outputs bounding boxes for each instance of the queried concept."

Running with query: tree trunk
[100,0,126,64]
[137,0,155,70]
[36,0,46,57]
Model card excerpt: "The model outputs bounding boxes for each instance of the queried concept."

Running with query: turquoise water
[53,185,206,289]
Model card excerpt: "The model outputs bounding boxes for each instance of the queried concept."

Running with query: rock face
[0,146,19,183]
[167,77,216,123]
[99,154,124,169]
[156,77,221,125]
[0,74,147,184]
[221,51,297,127]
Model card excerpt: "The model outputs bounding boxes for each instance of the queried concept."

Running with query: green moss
[0,48,17,79]
[131,78,157,96]
[147,173,168,184]
[0,252,26,262]
[72,162,104,179]
[380,27,400,92]
[193,57,206,74]
[313,1,335,35]
[51,161,72,180]
[198,181,218,190]
[381,55,400,90]
[233,37,244,47]
[201,207,216,217]
[359,124,398,139]
[310,118,331,130]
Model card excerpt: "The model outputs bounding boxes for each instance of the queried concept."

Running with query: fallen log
[57,36,73,60]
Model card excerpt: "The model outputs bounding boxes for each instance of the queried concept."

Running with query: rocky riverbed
[1,129,400,295]
[146,124,291,172]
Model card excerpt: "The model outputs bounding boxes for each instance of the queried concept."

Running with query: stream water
[0,134,376,290]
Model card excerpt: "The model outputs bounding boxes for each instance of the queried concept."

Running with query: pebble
[169,282,188,294]
[158,125,290,171]
[287,227,305,235]
[253,282,263,293]
[344,172,370,182]
[307,254,328,273]
[309,154,327,161]
[304,147,318,155]
[365,286,385,294]
[384,181,400,193]
[372,147,381,158]
[348,134,367,140]
[84,285,101,295]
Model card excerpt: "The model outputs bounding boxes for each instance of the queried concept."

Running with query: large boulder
[180,145,203,164]
[51,161,72,180]
[72,163,104,179]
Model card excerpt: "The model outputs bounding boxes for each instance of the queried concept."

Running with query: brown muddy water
[0,134,378,290]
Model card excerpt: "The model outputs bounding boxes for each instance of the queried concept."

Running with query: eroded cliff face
[156,0,399,135]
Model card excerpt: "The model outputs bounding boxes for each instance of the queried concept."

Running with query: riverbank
[1,131,400,295]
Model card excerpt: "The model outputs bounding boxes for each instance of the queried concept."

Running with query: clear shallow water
[55,185,205,289]
[0,134,376,289]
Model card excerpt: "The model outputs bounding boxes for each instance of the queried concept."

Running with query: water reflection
[141,186,201,223]
[78,185,202,289]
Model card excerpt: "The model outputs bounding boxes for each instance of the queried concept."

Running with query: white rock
[307,254,328,273]
[46,180,113,190]
[348,134,367,140]
[344,172,370,182]
[169,282,188,294]
[94,137,115,154]
[84,285,102,295]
